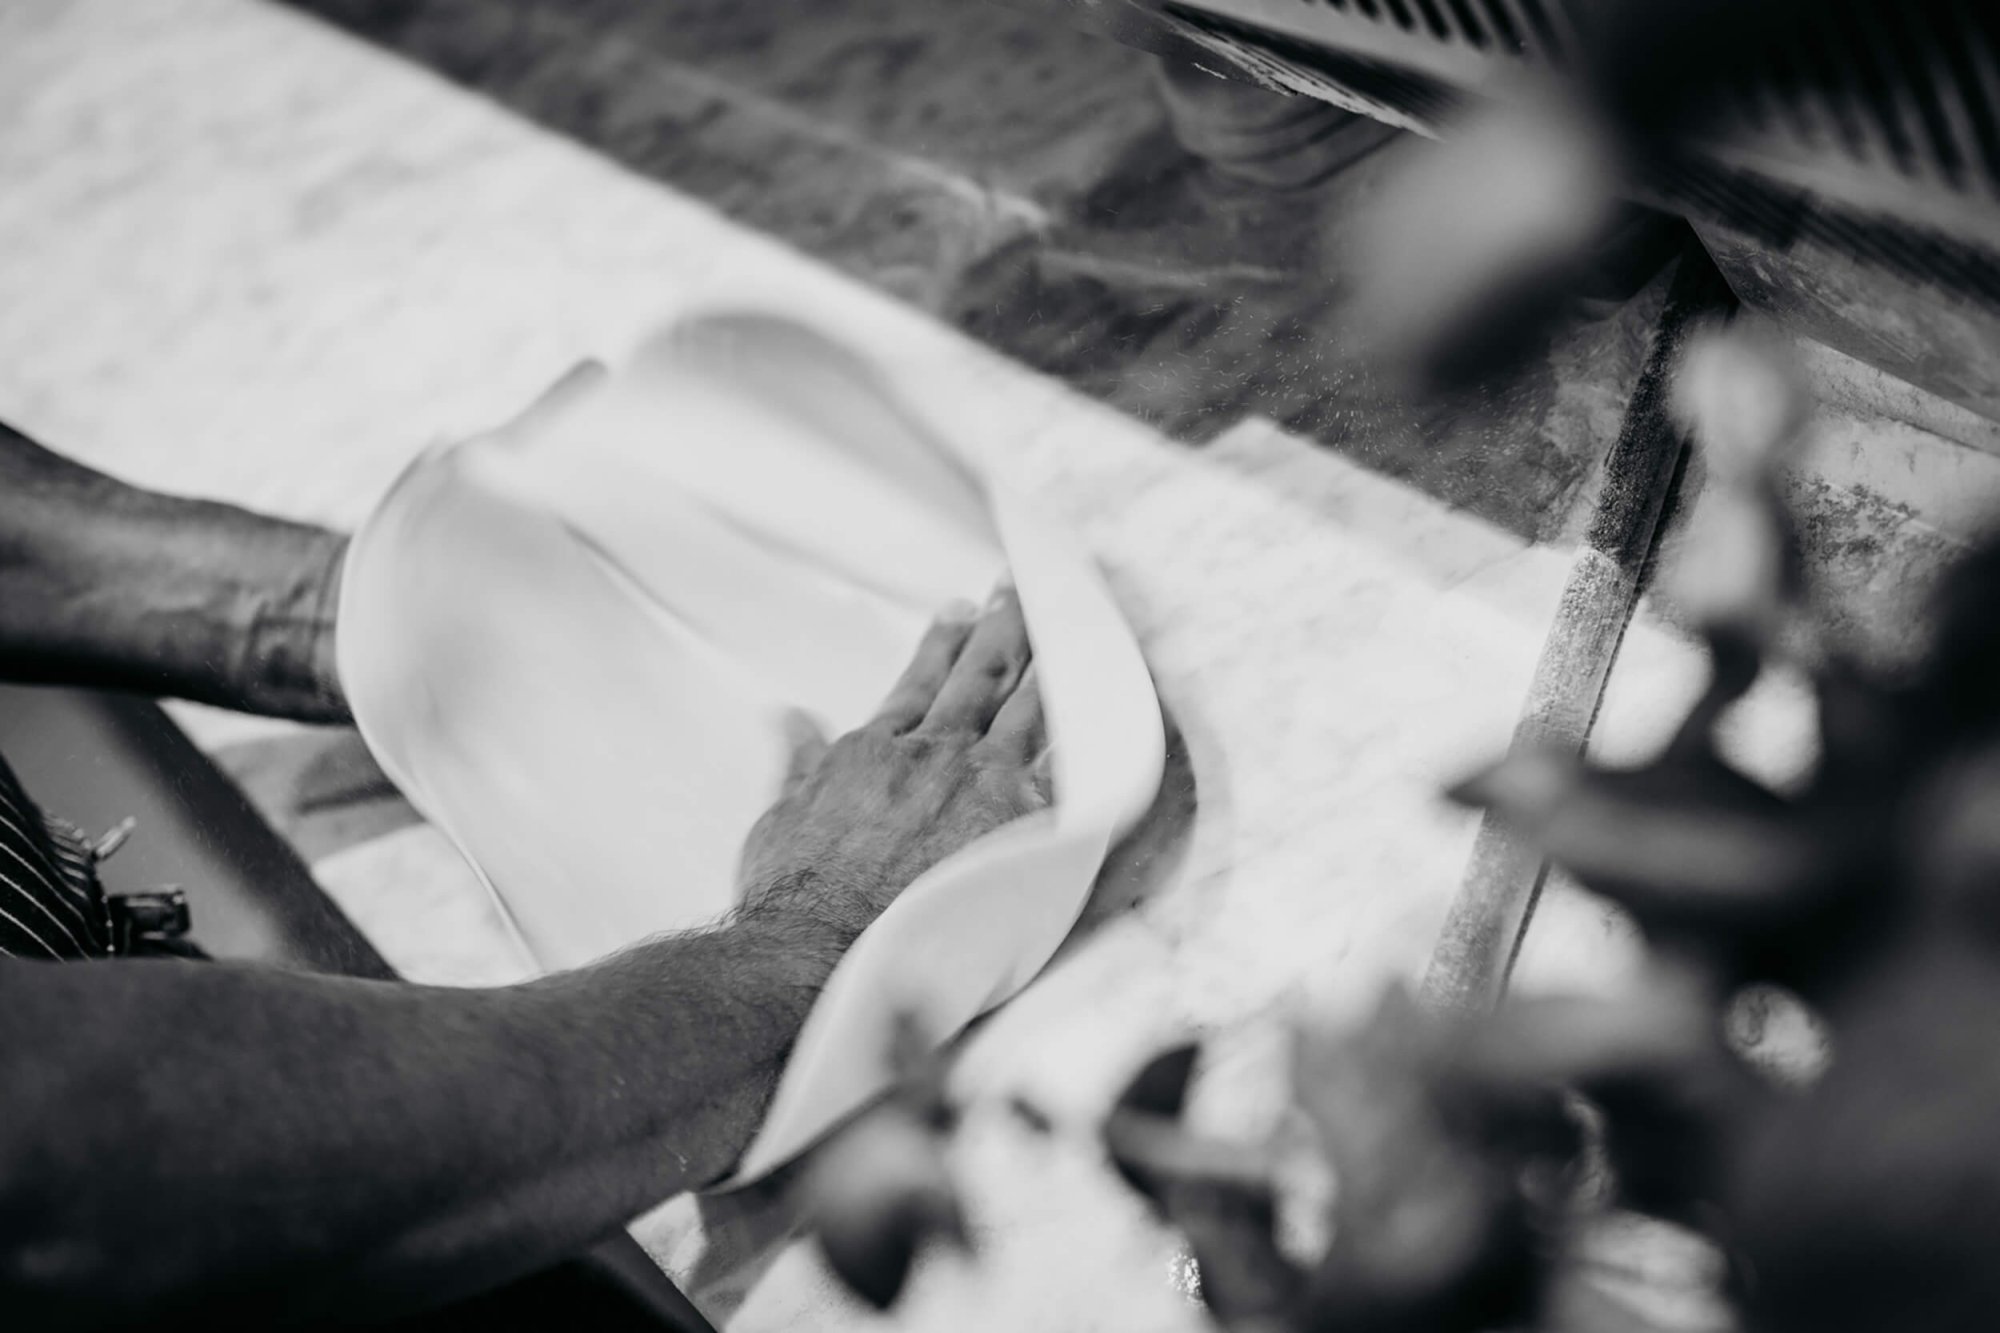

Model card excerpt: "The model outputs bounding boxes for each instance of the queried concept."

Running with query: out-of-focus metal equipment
[1008,0,2000,420]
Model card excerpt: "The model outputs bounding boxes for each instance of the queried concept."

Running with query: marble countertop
[0,1,1949,1328]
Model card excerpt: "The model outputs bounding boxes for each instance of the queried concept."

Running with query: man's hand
[0,586,1055,1325]
[738,586,1051,951]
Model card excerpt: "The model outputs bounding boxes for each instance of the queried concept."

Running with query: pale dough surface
[338,310,1166,1177]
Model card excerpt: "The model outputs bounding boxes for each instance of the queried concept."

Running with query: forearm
[0,422,348,722]
[0,912,832,1327]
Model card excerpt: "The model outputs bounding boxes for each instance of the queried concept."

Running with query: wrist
[235,524,350,724]
[735,866,877,964]
[136,503,350,723]
[725,888,853,992]
[0,424,352,722]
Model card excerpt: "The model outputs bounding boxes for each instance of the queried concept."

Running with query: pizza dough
[337,310,1165,1181]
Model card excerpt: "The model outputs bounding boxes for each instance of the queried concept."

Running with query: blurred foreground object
[1011,0,2000,409]
[811,313,2000,1332]
[1448,320,2000,1333]
[1112,311,2000,1333]
[801,1014,967,1310]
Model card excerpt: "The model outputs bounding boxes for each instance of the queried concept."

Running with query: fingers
[985,662,1045,761]
[987,661,1053,803]
[921,586,1030,735]
[780,708,830,795]
[873,600,980,732]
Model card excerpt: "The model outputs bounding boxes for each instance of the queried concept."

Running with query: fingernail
[986,581,1016,610]
[938,597,979,624]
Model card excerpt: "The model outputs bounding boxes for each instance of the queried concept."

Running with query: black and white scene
[4,1,2000,1330]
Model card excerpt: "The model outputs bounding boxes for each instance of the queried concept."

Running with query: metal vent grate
[1714,0,2000,208]
[1649,156,2000,307]
[1159,4,1464,130]
[1191,0,2000,206]
[1166,0,2000,279]
[1293,0,1580,63]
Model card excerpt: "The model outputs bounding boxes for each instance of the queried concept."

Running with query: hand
[736,586,1052,952]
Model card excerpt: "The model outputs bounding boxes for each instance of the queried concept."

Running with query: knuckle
[894,733,956,776]
[851,723,898,755]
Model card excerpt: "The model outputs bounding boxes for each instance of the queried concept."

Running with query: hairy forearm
[0,421,348,722]
[0,911,833,1327]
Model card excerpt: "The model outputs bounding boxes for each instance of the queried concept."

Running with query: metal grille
[1293,0,1580,64]
[1168,0,2000,260]
[1168,0,1992,226]
[1648,156,2000,308]
[1714,1,2000,213]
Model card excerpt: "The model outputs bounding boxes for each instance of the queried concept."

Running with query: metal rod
[1419,238,1737,1015]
